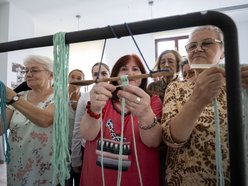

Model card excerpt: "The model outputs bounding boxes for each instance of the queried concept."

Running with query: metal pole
[0,10,245,185]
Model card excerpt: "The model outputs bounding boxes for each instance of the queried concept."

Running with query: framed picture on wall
[11,62,25,89]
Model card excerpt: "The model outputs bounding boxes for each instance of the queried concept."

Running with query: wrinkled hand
[190,67,225,106]
[241,65,248,89]
[90,82,116,113]
[117,85,151,118]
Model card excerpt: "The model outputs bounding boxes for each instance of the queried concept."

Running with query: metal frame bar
[0,10,245,186]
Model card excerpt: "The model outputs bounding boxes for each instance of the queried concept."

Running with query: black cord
[96,39,107,83]
[124,23,152,73]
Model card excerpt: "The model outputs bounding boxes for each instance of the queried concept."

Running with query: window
[155,35,189,58]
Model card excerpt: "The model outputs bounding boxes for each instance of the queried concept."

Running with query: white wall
[25,0,248,79]
[61,16,248,81]
[104,34,155,72]
[6,3,35,87]
[1,1,248,86]
[236,20,248,64]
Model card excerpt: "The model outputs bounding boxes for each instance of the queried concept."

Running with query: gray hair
[23,55,53,72]
[190,25,224,43]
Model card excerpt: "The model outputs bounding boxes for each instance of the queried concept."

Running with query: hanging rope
[98,75,143,186]
[96,38,107,186]
[124,23,152,72]
[117,75,129,186]
[96,37,108,186]
[0,82,10,163]
[100,107,106,186]
[191,64,225,185]
[97,25,157,185]
[130,114,143,186]
[107,25,149,185]
[214,97,224,186]
[108,25,120,39]
[96,39,107,82]
[52,32,70,186]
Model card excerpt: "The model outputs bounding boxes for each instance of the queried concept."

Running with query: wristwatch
[7,95,20,105]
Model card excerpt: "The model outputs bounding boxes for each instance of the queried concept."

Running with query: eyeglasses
[185,38,222,53]
[21,68,48,75]
[160,59,176,66]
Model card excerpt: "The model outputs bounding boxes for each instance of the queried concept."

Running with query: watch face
[7,95,20,105]
[13,95,19,101]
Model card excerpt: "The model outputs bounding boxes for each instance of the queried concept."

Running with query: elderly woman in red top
[79,54,162,186]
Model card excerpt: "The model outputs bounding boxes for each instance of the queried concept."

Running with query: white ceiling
[1,0,248,34]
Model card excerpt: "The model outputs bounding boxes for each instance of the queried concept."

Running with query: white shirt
[71,92,90,167]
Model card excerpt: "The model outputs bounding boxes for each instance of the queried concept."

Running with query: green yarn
[130,114,143,185]
[99,75,143,185]
[116,75,143,185]
[117,75,129,186]
[117,96,125,186]
[100,107,105,186]
[52,32,70,186]
[0,81,10,164]
[214,97,224,186]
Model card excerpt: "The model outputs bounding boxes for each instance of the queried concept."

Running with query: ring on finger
[135,96,141,104]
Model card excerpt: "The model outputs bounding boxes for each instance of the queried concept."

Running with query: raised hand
[190,67,225,106]
[90,82,116,113]
[117,84,152,118]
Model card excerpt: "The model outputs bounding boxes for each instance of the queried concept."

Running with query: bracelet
[139,116,158,130]
[86,101,100,119]
[6,105,15,112]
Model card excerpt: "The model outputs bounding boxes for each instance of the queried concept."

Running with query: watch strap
[7,95,20,105]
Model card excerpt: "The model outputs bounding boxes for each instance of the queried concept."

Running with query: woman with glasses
[0,55,54,185]
[160,25,248,185]
[147,49,182,102]
[79,54,162,186]
[146,49,182,186]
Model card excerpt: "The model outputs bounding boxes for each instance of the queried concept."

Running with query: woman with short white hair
[0,55,54,185]
[161,25,248,185]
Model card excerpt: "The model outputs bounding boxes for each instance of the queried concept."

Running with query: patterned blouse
[161,80,230,186]
[7,91,54,186]
[147,78,168,101]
